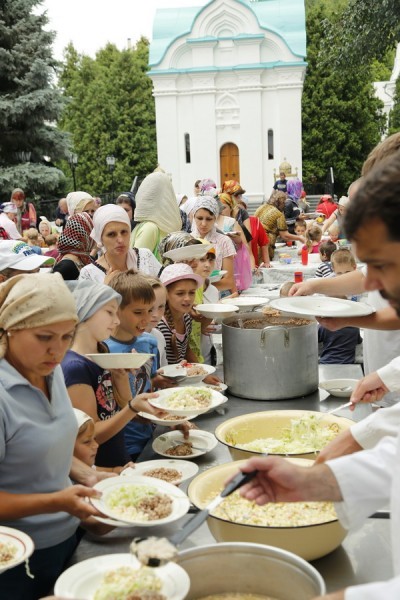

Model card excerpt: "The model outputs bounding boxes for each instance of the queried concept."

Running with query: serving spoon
[131,469,258,567]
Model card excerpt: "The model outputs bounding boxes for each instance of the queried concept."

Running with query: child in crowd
[315,240,337,278]
[298,224,322,255]
[145,276,168,368]
[318,248,361,364]
[158,263,203,364]
[330,247,357,275]
[106,271,165,460]
[192,246,220,365]
[62,280,159,468]
[294,218,307,238]
[73,408,134,474]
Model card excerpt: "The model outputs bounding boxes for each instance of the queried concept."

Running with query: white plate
[0,527,34,574]
[275,242,287,248]
[90,475,190,525]
[138,411,199,426]
[162,363,216,385]
[86,353,154,369]
[221,296,270,311]
[55,553,190,600]
[270,297,375,318]
[162,244,213,262]
[209,269,227,283]
[181,363,216,385]
[153,430,218,458]
[121,459,199,484]
[149,386,226,415]
[319,379,358,398]
[195,303,239,320]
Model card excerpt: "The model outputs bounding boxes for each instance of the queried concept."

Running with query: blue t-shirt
[318,326,362,365]
[106,334,158,458]
[61,350,129,467]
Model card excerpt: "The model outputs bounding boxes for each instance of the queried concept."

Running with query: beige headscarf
[66,191,94,216]
[0,273,78,359]
[134,172,182,233]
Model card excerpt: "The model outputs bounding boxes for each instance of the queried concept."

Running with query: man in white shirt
[240,151,400,599]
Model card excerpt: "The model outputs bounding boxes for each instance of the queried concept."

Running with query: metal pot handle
[260,326,290,348]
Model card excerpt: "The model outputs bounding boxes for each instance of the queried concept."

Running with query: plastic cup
[294,271,303,283]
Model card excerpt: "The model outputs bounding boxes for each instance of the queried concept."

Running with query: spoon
[131,469,258,566]
[326,401,354,414]
[328,386,353,393]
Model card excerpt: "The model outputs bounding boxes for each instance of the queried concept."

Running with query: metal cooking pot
[177,542,326,599]
[222,312,318,399]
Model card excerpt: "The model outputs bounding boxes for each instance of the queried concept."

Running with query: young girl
[61,279,160,468]
[145,276,168,368]
[157,263,203,364]
[299,224,322,255]
[193,247,220,365]
[73,408,134,474]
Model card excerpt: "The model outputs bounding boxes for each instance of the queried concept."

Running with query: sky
[41,0,208,60]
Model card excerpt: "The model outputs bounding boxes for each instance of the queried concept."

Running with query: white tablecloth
[260,261,319,283]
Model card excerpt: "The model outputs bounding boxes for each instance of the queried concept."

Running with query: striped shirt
[315,262,334,278]
[156,314,193,364]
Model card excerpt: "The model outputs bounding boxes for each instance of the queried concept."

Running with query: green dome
[150,0,306,67]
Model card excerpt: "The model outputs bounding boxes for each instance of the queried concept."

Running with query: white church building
[148,0,307,206]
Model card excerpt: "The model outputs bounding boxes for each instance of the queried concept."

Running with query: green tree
[0,0,69,201]
[58,39,157,195]
[323,0,400,68]
[302,5,385,195]
[388,77,400,135]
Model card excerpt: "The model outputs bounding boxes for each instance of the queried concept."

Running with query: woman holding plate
[0,273,102,599]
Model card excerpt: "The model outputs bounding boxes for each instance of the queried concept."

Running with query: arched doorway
[220,143,240,186]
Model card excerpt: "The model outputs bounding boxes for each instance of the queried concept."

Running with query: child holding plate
[61,280,161,468]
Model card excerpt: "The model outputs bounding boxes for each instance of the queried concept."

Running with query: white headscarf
[190,196,219,239]
[134,172,182,233]
[90,204,140,271]
[66,191,93,216]
[90,204,131,246]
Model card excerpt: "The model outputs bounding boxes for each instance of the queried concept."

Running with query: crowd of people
[2,132,400,599]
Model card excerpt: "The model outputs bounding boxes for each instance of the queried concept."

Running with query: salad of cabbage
[164,387,212,410]
[106,484,172,522]
[210,490,337,527]
[93,566,164,600]
[227,415,340,454]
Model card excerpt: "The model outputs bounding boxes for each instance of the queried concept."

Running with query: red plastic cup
[286,241,293,247]
[294,271,303,283]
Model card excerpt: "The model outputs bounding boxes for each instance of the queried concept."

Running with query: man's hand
[288,280,316,296]
[315,429,363,464]
[350,372,389,405]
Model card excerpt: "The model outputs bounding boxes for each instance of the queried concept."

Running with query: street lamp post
[106,155,116,201]
[68,153,78,191]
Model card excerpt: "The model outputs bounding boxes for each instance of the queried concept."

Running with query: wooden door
[220,142,240,185]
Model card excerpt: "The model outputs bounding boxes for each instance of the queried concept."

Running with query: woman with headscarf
[130,172,182,260]
[221,180,252,238]
[79,204,162,282]
[11,188,37,234]
[191,196,236,294]
[284,178,305,233]
[52,213,95,280]
[66,191,97,218]
[255,191,305,260]
[0,273,101,599]
[115,191,136,230]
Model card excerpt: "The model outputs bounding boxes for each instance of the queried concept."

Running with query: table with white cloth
[260,261,320,284]
[69,364,392,595]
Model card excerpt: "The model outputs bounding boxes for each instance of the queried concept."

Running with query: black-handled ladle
[131,469,258,567]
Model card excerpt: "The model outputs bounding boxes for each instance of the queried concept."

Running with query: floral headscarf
[56,213,95,265]
[158,231,201,266]
[222,180,246,196]
[219,192,237,212]
[286,178,303,201]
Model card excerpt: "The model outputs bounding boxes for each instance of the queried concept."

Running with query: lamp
[106,155,116,200]
[68,153,78,191]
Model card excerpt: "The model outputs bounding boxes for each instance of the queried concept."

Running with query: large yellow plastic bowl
[187,459,347,561]
[215,409,354,460]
